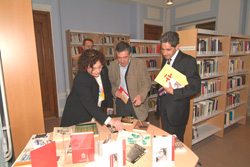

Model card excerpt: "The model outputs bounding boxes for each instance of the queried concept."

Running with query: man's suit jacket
[60,71,108,127]
[108,58,151,121]
[158,50,201,126]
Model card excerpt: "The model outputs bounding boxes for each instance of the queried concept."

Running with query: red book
[156,44,161,53]
[30,141,57,167]
[119,87,129,104]
[71,132,95,164]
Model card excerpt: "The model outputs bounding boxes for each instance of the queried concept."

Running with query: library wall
[217,0,241,34]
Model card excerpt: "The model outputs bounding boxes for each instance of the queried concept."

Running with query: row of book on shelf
[70,33,127,44]
[227,75,245,89]
[229,58,244,73]
[231,40,250,53]
[197,38,250,54]
[193,99,218,122]
[131,44,160,54]
[200,79,221,95]
[197,59,218,76]
[15,118,186,167]
[146,59,157,68]
[197,37,223,53]
[225,110,235,126]
[226,92,240,107]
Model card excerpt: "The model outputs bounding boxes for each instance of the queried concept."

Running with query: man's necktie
[158,59,171,96]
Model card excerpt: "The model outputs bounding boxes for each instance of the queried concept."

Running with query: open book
[155,64,188,89]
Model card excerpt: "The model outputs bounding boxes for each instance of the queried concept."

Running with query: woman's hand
[108,119,123,131]
[107,108,113,115]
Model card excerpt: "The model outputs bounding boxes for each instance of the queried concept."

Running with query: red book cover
[71,132,95,164]
[119,87,129,104]
[156,44,161,53]
[30,141,57,167]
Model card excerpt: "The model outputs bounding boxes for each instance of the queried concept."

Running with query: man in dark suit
[156,31,201,142]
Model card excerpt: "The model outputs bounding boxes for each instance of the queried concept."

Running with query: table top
[13,119,199,167]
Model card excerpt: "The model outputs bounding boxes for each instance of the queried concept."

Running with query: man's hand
[163,82,174,95]
[154,104,157,112]
[132,95,142,106]
[115,90,123,99]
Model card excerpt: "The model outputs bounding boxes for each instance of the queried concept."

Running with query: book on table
[117,130,151,147]
[126,143,148,164]
[74,122,99,136]
[101,139,126,167]
[155,63,188,89]
[121,116,134,124]
[70,132,95,164]
[53,126,72,141]
[133,120,149,132]
[30,141,58,167]
[152,135,175,167]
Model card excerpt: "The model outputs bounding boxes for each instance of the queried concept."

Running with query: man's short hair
[83,38,94,46]
[160,31,179,47]
[115,41,131,54]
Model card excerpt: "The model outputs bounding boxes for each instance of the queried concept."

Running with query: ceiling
[104,0,191,7]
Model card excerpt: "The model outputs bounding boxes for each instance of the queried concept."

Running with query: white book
[152,135,175,167]
[101,139,126,167]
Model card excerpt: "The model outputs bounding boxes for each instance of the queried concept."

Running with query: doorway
[33,10,58,118]
[144,24,163,40]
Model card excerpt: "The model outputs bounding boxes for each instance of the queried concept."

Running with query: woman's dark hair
[78,49,106,72]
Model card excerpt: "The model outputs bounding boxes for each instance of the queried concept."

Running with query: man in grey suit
[156,31,201,142]
[108,41,151,121]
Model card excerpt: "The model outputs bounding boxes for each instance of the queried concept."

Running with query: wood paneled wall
[0,0,45,158]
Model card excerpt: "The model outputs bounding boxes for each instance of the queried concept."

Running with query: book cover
[126,143,148,164]
[117,131,151,146]
[31,133,51,149]
[155,64,188,89]
[30,141,57,167]
[101,139,126,167]
[173,135,186,153]
[152,135,175,167]
[119,87,129,104]
[133,120,149,133]
[121,116,134,125]
[74,122,99,136]
[53,127,72,141]
[70,132,95,164]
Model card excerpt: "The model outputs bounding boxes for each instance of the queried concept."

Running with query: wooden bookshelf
[226,33,250,127]
[177,28,250,148]
[65,30,130,88]
[177,29,231,148]
[130,39,161,113]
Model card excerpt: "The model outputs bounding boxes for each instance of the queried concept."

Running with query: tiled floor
[44,115,250,167]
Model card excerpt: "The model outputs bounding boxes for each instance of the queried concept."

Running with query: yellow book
[155,64,188,89]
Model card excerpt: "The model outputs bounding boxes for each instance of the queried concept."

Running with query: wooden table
[62,120,199,167]
[13,119,199,167]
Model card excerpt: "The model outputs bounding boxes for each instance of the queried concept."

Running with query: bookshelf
[177,29,250,148]
[129,39,161,113]
[65,30,130,88]
[177,29,231,148]
[225,33,250,128]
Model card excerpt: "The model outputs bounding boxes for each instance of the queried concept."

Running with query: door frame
[32,4,59,118]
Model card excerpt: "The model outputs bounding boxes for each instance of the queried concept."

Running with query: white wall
[217,0,241,34]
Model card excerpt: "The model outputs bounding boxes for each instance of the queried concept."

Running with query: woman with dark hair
[60,49,123,130]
